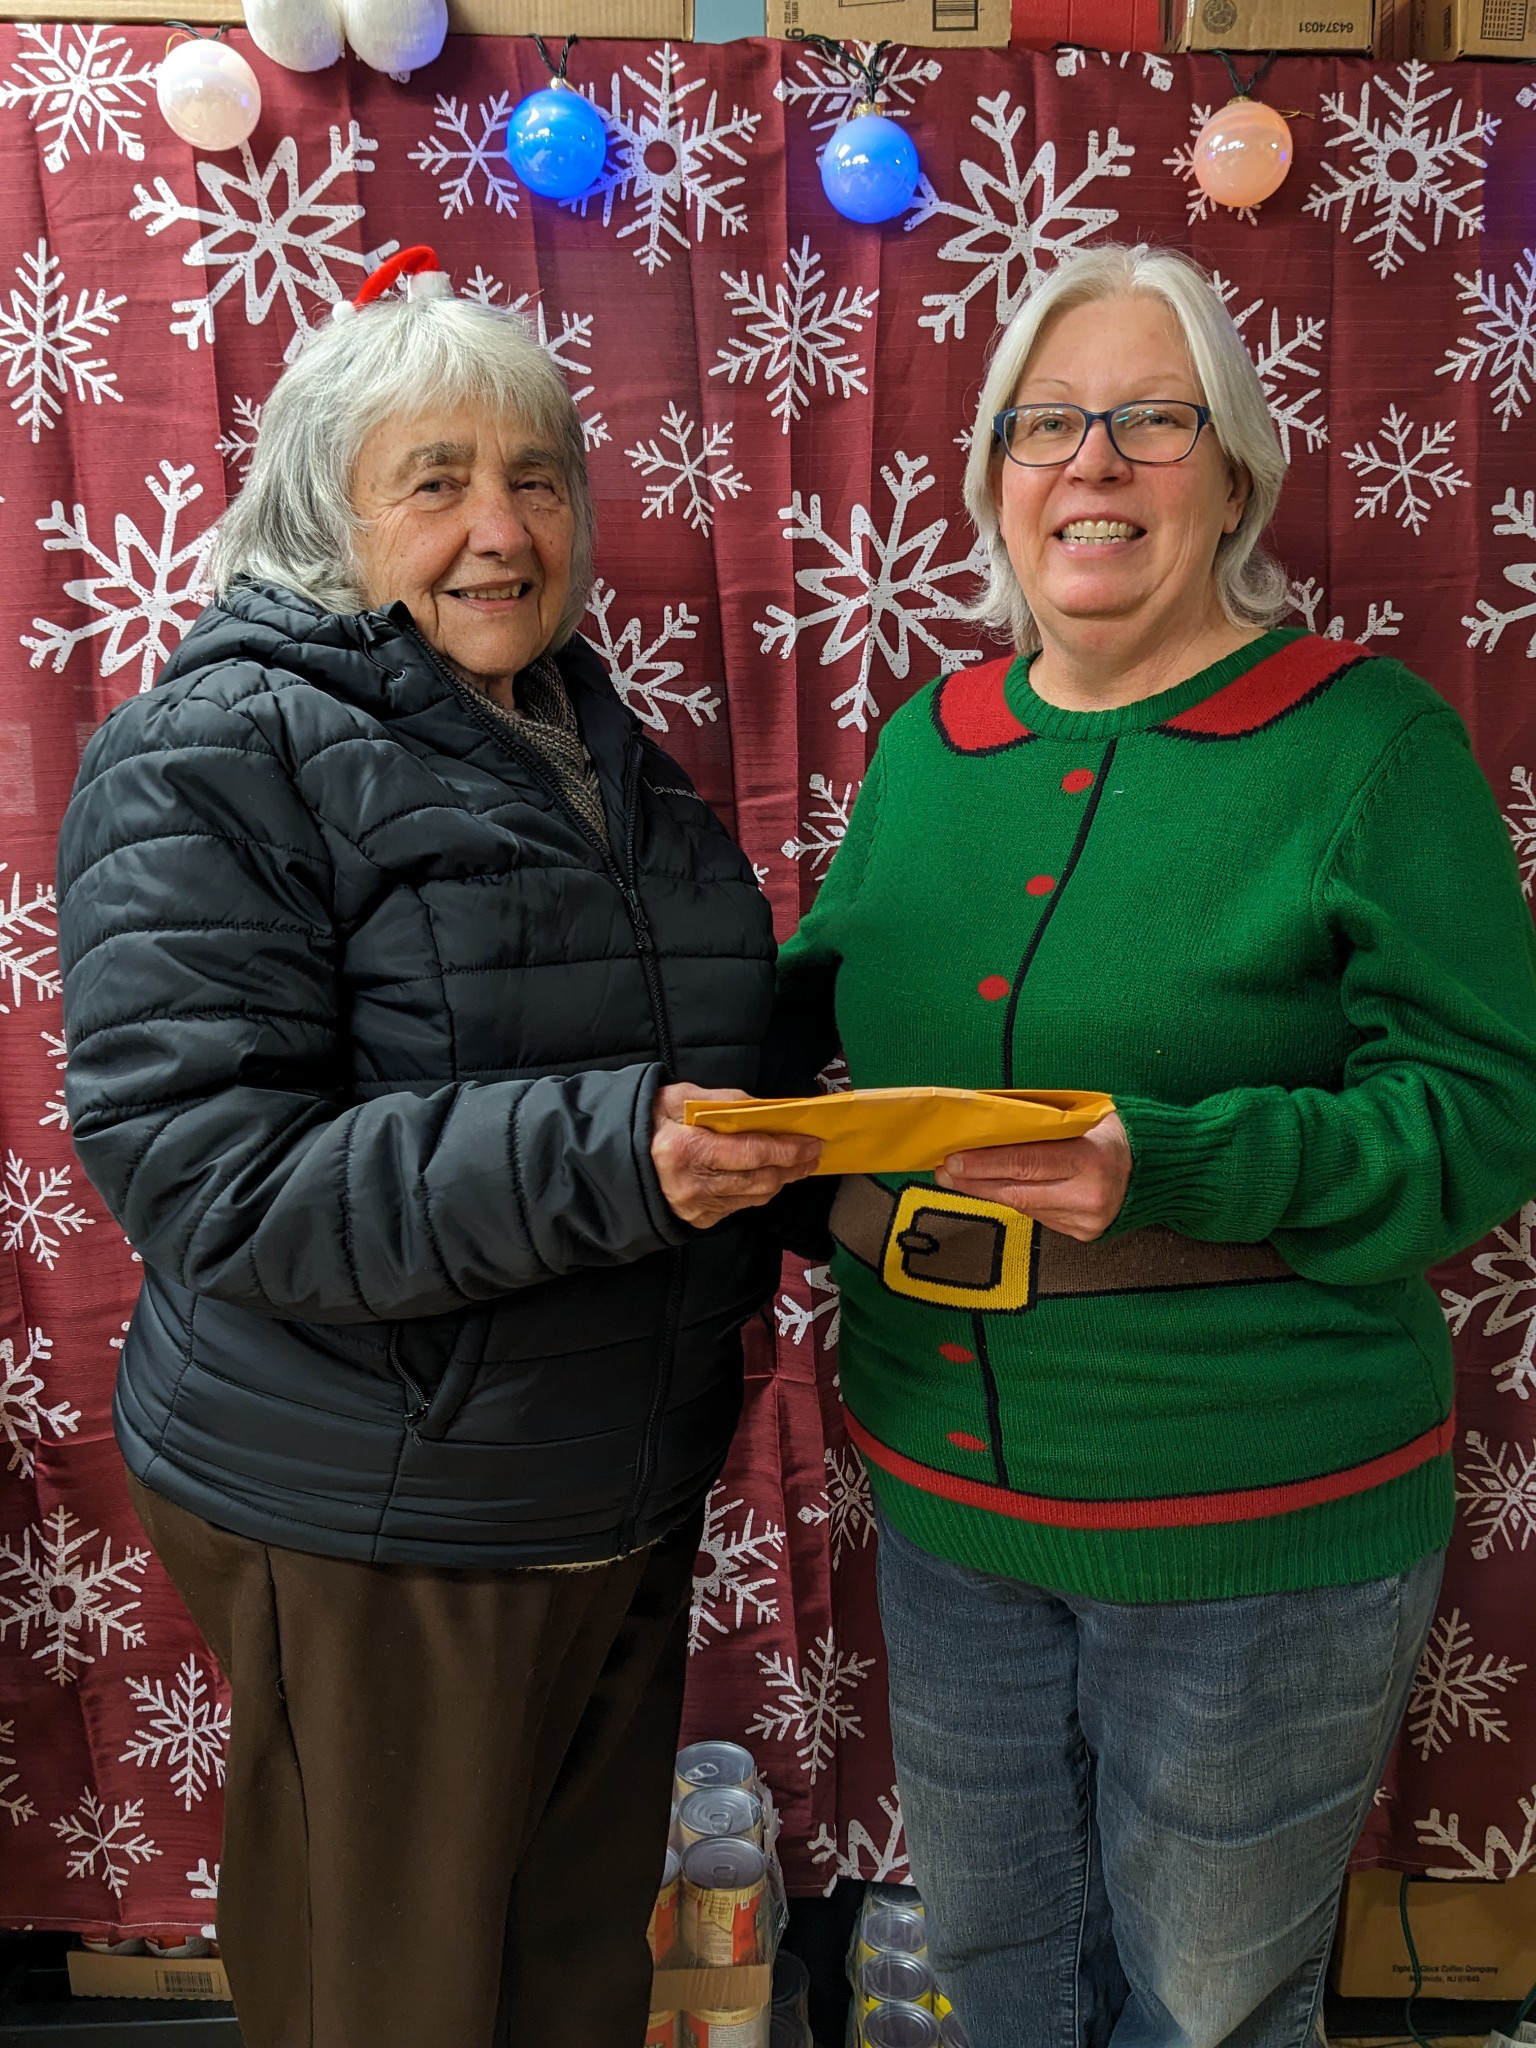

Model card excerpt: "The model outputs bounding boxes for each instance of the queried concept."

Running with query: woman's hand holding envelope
[935,1113,1134,1242]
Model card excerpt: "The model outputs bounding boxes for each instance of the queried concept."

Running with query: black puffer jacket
[58,582,779,1566]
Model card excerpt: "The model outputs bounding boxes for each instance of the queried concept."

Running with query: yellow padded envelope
[683,1087,1115,1176]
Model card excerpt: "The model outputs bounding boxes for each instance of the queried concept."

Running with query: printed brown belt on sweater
[829,1175,1293,1313]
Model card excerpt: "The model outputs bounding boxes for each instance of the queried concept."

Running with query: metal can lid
[660,1847,681,1885]
[680,1836,766,1890]
[864,2003,941,2048]
[675,1739,756,1788]
[862,1906,928,1956]
[678,1786,762,1837]
[939,2015,972,2048]
[859,1952,933,2003]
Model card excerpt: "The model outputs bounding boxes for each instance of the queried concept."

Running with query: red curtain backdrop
[0,25,1533,1935]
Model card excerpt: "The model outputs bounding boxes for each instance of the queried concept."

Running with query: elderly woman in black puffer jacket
[56,251,817,2048]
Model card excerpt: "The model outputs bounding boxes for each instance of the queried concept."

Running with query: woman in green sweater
[774,244,1536,2048]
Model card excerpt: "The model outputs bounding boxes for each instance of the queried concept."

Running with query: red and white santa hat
[331,244,452,321]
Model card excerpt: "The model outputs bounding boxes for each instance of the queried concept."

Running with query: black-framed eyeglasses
[992,401,1213,468]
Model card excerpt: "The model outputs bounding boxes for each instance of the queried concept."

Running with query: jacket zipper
[396,626,686,1550]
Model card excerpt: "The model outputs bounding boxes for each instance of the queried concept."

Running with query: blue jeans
[875,1514,1442,2048]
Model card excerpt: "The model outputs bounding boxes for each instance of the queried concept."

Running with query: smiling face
[349,401,576,701]
[993,293,1250,661]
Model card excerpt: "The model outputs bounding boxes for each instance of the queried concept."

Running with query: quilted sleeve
[57,684,686,1324]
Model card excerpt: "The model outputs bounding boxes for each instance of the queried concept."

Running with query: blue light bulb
[504,81,607,201]
[820,108,920,225]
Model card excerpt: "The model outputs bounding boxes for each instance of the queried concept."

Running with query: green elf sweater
[775,630,1536,1602]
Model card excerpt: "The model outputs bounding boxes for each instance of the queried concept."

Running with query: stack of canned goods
[848,1887,969,2048]
[647,1740,792,2048]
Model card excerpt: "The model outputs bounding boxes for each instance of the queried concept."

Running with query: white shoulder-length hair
[210,295,596,647]
[961,244,1290,653]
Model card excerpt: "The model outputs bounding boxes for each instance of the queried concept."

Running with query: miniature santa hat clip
[331,245,452,321]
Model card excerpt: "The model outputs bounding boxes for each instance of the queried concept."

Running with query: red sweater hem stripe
[844,1409,1454,1530]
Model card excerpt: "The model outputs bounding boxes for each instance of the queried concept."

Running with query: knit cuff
[1108,1091,1300,1243]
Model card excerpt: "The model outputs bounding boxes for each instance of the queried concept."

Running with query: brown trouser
[129,1476,699,2048]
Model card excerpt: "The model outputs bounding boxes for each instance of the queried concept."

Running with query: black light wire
[532,32,578,79]
[786,31,895,107]
[1210,48,1277,96]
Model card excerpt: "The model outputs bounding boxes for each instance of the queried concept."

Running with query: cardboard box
[650,1961,773,2019]
[1165,0,1372,47]
[1331,1871,1536,2000]
[67,1948,233,2001]
[1413,0,1536,54]
[1373,0,1412,55]
[769,0,1010,48]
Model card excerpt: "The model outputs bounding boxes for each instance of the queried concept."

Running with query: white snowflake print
[1,239,123,445]
[51,1788,160,1899]
[773,42,940,134]
[459,269,608,450]
[408,92,520,218]
[0,1150,91,1271]
[1,1324,79,1479]
[0,1506,149,1685]
[0,864,59,1014]
[38,1026,69,1132]
[712,239,878,434]
[130,123,396,359]
[808,1785,909,1894]
[1463,488,1536,659]
[689,1484,785,1654]
[1416,1781,1536,1879]
[566,46,759,275]
[1505,769,1536,899]
[1438,250,1536,432]
[0,24,154,174]
[783,775,860,874]
[582,580,718,734]
[1408,1606,1525,1760]
[0,1718,33,1826]
[797,1444,876,1570]
[1056,47,1173,89]
[906,93,1133,345]
[748,1627,875,1784]
[1286,577,1403,646]
[187,1855,219,1939]
[776,1262,842,1350]
[1304,61,1498,280]
[121,1656,231,1811]
[1165,107,1259,226]
[1442,1203,1536,1399]
[1213,275,1327,460]
[215,395,265,480]
[23,460,216,692]
[1342,406,1468,533]
[1455,1429,1536,1560]
[626,404,749,536]
[755,452,984,734]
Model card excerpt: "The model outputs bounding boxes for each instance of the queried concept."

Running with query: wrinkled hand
[651,1083,822,1230]
[934,1112,1132,1242]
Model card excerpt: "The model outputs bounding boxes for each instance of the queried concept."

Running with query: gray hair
[211,295,596,646]
[962,244,1290,653]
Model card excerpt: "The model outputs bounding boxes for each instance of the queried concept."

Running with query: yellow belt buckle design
[881,1185,1036,1312]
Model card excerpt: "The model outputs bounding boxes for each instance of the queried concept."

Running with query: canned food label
[683,1882,764,1966]
[646,2011,679,2048]
[648,1877,679,1962]
[682,2008,769,2048]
